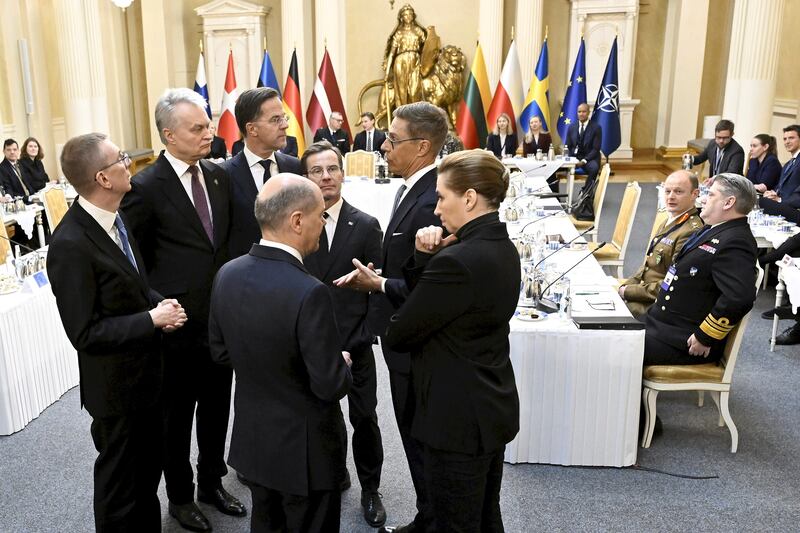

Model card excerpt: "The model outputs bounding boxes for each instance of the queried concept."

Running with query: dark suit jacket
[120,153,231,338]
[220,150,303,258]
[231,139,244,157]
[209,136,227,159]
[747,154,781,190]
[0,159,37,199]
[565,121,602,163]
[521,132,553,157]
[305,200,383,352]
[280,136,298,157]
[209,245,351,496]
[385,212,520,454]
[692,138,745,176]
[369,167,441,372]
[314,128,350,154]
[775,156,800,208]
[353,129,387,155]
[47,202,163,418]
[19,157,49,190]
[486,133,518,159]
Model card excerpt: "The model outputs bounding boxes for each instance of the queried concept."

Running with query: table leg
[771,277,785,352]
[35,212,45,247]
[567,167,575,208]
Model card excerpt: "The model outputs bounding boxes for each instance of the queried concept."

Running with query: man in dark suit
[301,141,386,527]
[644,173,758,365]
[281,135,299,157]
[0,138,38,200]
[565,103,602,194]
[208,123,228,159]
[761,124,800,215]
[48,132,187,532]
[209,174,351,532]
[121,88,245,532]
[353,112,387,155]
[314,111,351,155]
[334,101,449,533]
[221,87,302,259]
[689,119,745,176]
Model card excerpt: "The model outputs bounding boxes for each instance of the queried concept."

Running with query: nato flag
[591,37,621,157]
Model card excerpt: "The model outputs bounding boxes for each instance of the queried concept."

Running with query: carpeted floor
[1,182,798,532]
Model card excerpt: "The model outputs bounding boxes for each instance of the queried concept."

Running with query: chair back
[720,263,764,383]
[648,209,669,242]
[345,150,376,179]
[592,163,611,218]
[610,182,642,261]
[0,213,10,260]
[42,187,69,234]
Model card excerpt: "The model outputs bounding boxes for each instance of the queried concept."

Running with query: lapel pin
[690,267,698,276]
[214,179,219,186]
[711,238,719,244]
[348,221,354,226]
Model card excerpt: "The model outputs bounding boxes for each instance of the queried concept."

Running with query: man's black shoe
[775,323,800,345]
[198,486,247,517]
[340,470,352,491]
[361,490,387,527]
[168,502,212,532]
[761,304,794,320]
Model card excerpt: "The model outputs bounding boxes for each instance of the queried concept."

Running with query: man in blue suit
[565,103,602,194]
[761,124,800,215]
[220,87,302,258]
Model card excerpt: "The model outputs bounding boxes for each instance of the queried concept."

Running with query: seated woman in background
[521,116,552,157]
[486,113,517,159]
[20,137,50,190]
[748,133,781,192]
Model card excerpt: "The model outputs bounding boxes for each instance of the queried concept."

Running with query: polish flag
[217,51,239,152]
[486,41,524,136]
[306,49,352,145]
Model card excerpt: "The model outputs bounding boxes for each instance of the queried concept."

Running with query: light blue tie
[114,213,138,272]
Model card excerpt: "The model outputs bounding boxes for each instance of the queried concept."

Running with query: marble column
[314,0,347,109]
[722,0,785,142]
[282,0,313,116]
[140,0,174,150]
[83,0,110,134]
[479,0,504,90]
[655,0,709,157]
[515,0,544,87]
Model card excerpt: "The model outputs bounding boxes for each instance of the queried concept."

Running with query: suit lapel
[383,169,435,249]
[323,201,357,279]
[233,152,259,198]
[200,160,225,249]
[154,156,211,246]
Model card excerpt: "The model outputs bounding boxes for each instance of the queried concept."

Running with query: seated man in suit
[619,170,703,318]
[301,141,386,527]
[221,87,302,259]
[644,173,758,365]
[565,103,602,195]
[314,112,350,155]
[760,124,800,219]
[48,132,187,532]
[0,138,38,200]
[281,135,299,157]
[208,123,228,160]
[352,112,386,155]
[209,174,352,532]
[688,119,745,176]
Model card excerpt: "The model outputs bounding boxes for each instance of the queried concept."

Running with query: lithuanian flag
[456,43,492,149]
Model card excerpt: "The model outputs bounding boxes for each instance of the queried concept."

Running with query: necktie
[13,163,30,196]
[714,148,724,175]
[188,165,214,242]
[579,123,585,138]
[114,213,138,272]
[367,131,373,152]
[258,159,274,185]
[778,157,796,191]
[390,184,407,219]
[318,212,330,259]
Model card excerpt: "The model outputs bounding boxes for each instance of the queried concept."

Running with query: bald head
[663,170,699,216]
[254,173,326,256]
[577,103,590,122]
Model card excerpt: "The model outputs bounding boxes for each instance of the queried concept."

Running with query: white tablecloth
[0,285,78,435]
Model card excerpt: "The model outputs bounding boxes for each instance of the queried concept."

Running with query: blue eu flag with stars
[591,37,621,157]
[556,38,587,144]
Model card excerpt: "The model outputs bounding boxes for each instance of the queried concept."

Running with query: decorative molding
[774,98,799,118]
[195,0,268,17]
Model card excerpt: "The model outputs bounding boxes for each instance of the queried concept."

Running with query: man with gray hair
[210,174,351,532]
[121,88,243,531]
[644,173,758,365]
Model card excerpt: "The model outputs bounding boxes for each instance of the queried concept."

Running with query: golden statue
[360,5,466,130]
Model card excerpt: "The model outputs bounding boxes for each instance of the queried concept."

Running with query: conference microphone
[535,242,608,313]
[508,163,548,181]
[519,210,562,233]
[532,225,595,270]
[0,232,39,256]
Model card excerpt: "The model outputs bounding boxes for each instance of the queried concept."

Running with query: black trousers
[579,159,600,193]
[163,334,233,504]
[249,482,341,533]
[643,330,722,365]
[90,404,163,533]
[345,344,384,492]
[383,344,431,530]
[422,445,506,533]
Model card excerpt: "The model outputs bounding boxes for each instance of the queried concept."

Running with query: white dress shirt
[164,149,213,223]
[323,197,344,249]
[259,239,303,264]
[244,145,276,191]
[397,163,437,207]
[77,196,121,247]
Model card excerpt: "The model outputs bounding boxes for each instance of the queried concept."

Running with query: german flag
[456,42,491,149]
[283,49,306,156]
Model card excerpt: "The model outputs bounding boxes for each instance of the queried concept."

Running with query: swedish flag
[520,38,550,134]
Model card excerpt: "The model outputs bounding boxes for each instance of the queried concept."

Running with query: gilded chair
[42,187,69,235]
[0,212,11,261]
[344,150,377,179]
[590,181,641,278]
[640,264,764,453]
[568,163,610,243]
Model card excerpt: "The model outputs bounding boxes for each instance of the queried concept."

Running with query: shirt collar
[404,162,437,191]
[78,196,117,234]
[325,197,344,223]
[258,239,303,264]
[244,145,275,169]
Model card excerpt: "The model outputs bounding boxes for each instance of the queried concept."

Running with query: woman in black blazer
[385,149,521,533]
[747,133,782,192]
[521,115,553,157]
[19,137,50,191]
[486,113,517,159]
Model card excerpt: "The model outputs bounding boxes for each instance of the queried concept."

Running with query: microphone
[0,232,39,255]
[519,210,562,233]
[532,226,595,270]
[508,163,548,181]
[510,185,557,206]
[536,242,608,312]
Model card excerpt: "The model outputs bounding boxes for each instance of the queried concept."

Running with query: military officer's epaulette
[700,314,735,340]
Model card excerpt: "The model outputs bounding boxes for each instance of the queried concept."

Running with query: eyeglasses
[96,152,131,174]
[384,136,425,149]
[307,165,342,179]
[254,114,290,126]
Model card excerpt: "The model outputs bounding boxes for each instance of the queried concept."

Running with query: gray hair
[60,132,108,192]
[254,178,319,232]
[712,173,757,214]
[154,88,209,144]
[393,102,449,154]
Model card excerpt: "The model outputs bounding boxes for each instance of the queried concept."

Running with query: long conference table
[343,173,644,467]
